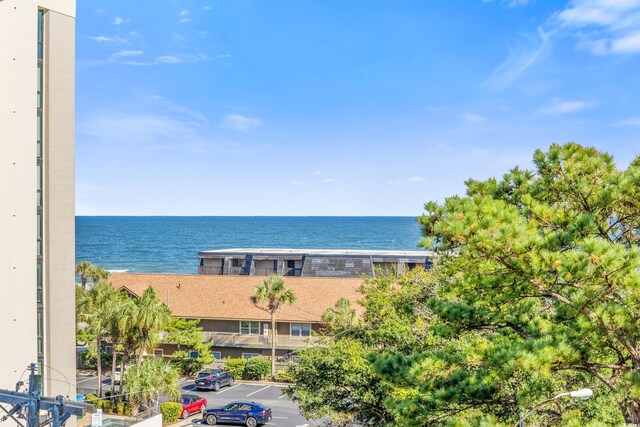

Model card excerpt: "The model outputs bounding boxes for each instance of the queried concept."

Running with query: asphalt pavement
[76,375,321,427]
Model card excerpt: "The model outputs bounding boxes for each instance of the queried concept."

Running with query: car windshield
[197,370,220,378]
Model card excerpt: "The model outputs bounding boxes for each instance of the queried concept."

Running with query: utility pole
[0,363,94,427]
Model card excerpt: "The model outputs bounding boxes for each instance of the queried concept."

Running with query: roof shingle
[109,273,363,323]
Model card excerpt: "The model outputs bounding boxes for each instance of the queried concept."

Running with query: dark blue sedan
[195,370,235,391]
[203,401,272,427]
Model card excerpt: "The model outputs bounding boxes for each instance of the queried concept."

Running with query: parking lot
[77,375,320,427]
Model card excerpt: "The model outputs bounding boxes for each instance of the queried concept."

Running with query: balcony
[198,266,302,276]
[284,268,302,276]
[252,267,278,276]
[198,266,223,275]
[201,332,314,349]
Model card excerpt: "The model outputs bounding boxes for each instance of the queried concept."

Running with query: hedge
[244,357,271,380]
[224,357,246,380]
[160,402,183,423]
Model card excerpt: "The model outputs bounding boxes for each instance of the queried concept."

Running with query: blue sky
[76,0,640,216]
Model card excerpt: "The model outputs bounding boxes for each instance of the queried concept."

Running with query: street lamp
[514,388,593,427]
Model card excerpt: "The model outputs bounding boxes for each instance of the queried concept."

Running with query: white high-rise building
[0,0,76,398]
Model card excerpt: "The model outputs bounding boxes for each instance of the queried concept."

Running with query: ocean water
[75,216,424,274]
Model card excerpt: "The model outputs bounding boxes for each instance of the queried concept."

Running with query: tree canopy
[288,143,640,426]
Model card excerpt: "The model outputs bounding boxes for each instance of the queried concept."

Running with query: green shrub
[244,357,271,380]
[224,357,247,380]
[84,393,99,405]
[160,402,183,423]
[96,399,114,413]
[275,366,293,382]
[79,350,121,370]
[116,401,132,416]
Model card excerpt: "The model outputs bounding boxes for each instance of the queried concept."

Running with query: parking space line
[278,394,286,399]
[216,384,241,394]
[76,376,97,384]
[246,385,270,396]
[272,416,288,419]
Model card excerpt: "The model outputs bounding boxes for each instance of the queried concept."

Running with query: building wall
[43,8,76,399]
[0,0,75,399]
[197,319,316,336]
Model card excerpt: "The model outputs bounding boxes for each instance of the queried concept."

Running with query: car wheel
[200,404,206,413]
[181,410,189,419]
[213,382,220,391]
[245,417,257,427]
[205,414,217,425]
[229,377,235,386]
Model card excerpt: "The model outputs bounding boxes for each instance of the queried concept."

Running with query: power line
[0,364,94,427]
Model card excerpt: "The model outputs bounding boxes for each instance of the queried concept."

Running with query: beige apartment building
[0,0,76,398]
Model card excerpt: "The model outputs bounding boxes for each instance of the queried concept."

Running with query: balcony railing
[201,332,314,349]
[198,266,303,276]
[252,267,278,276]
[198,266,223,275]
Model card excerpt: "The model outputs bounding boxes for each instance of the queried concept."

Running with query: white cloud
[202,6,213,11]
[290,180,303,185]
[179,9,191,23]
[612,116,640,126]
[611,30,640,52]
[217,54,233,59]
[113,50,143,57]
[88,35,128,44]
[464,113,487,124]
[124,53,207,66]
[538,99,595,115]
[482,28,551,90]
[406,176,425,183]
[113,17,129,25]
[149,95,208,123]
[483,0,532,6]
[157,55,181,64]
[319,178,337,184]
[88,35,111,42]
[556,0,640,55]
[221,114,263,132]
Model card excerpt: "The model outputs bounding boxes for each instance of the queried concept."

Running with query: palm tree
[77,281,119,397]
[321,297,361,333]
[105,295,137,399]
[252,274,296,380]
[88,266,110,287]
[134,287,171,367]
[123,357,180,416]
[76,261,93,290]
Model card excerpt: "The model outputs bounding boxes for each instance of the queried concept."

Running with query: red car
[179,394,208,419]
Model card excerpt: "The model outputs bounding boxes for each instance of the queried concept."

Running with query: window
[211,351,222,360]
[104,345,113,354]
[240,321,260,335]
[189,351,199,359]
[232,259,244,267]
[291,323,311,337]
[242,353,260,360]
[154,349,164,357]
